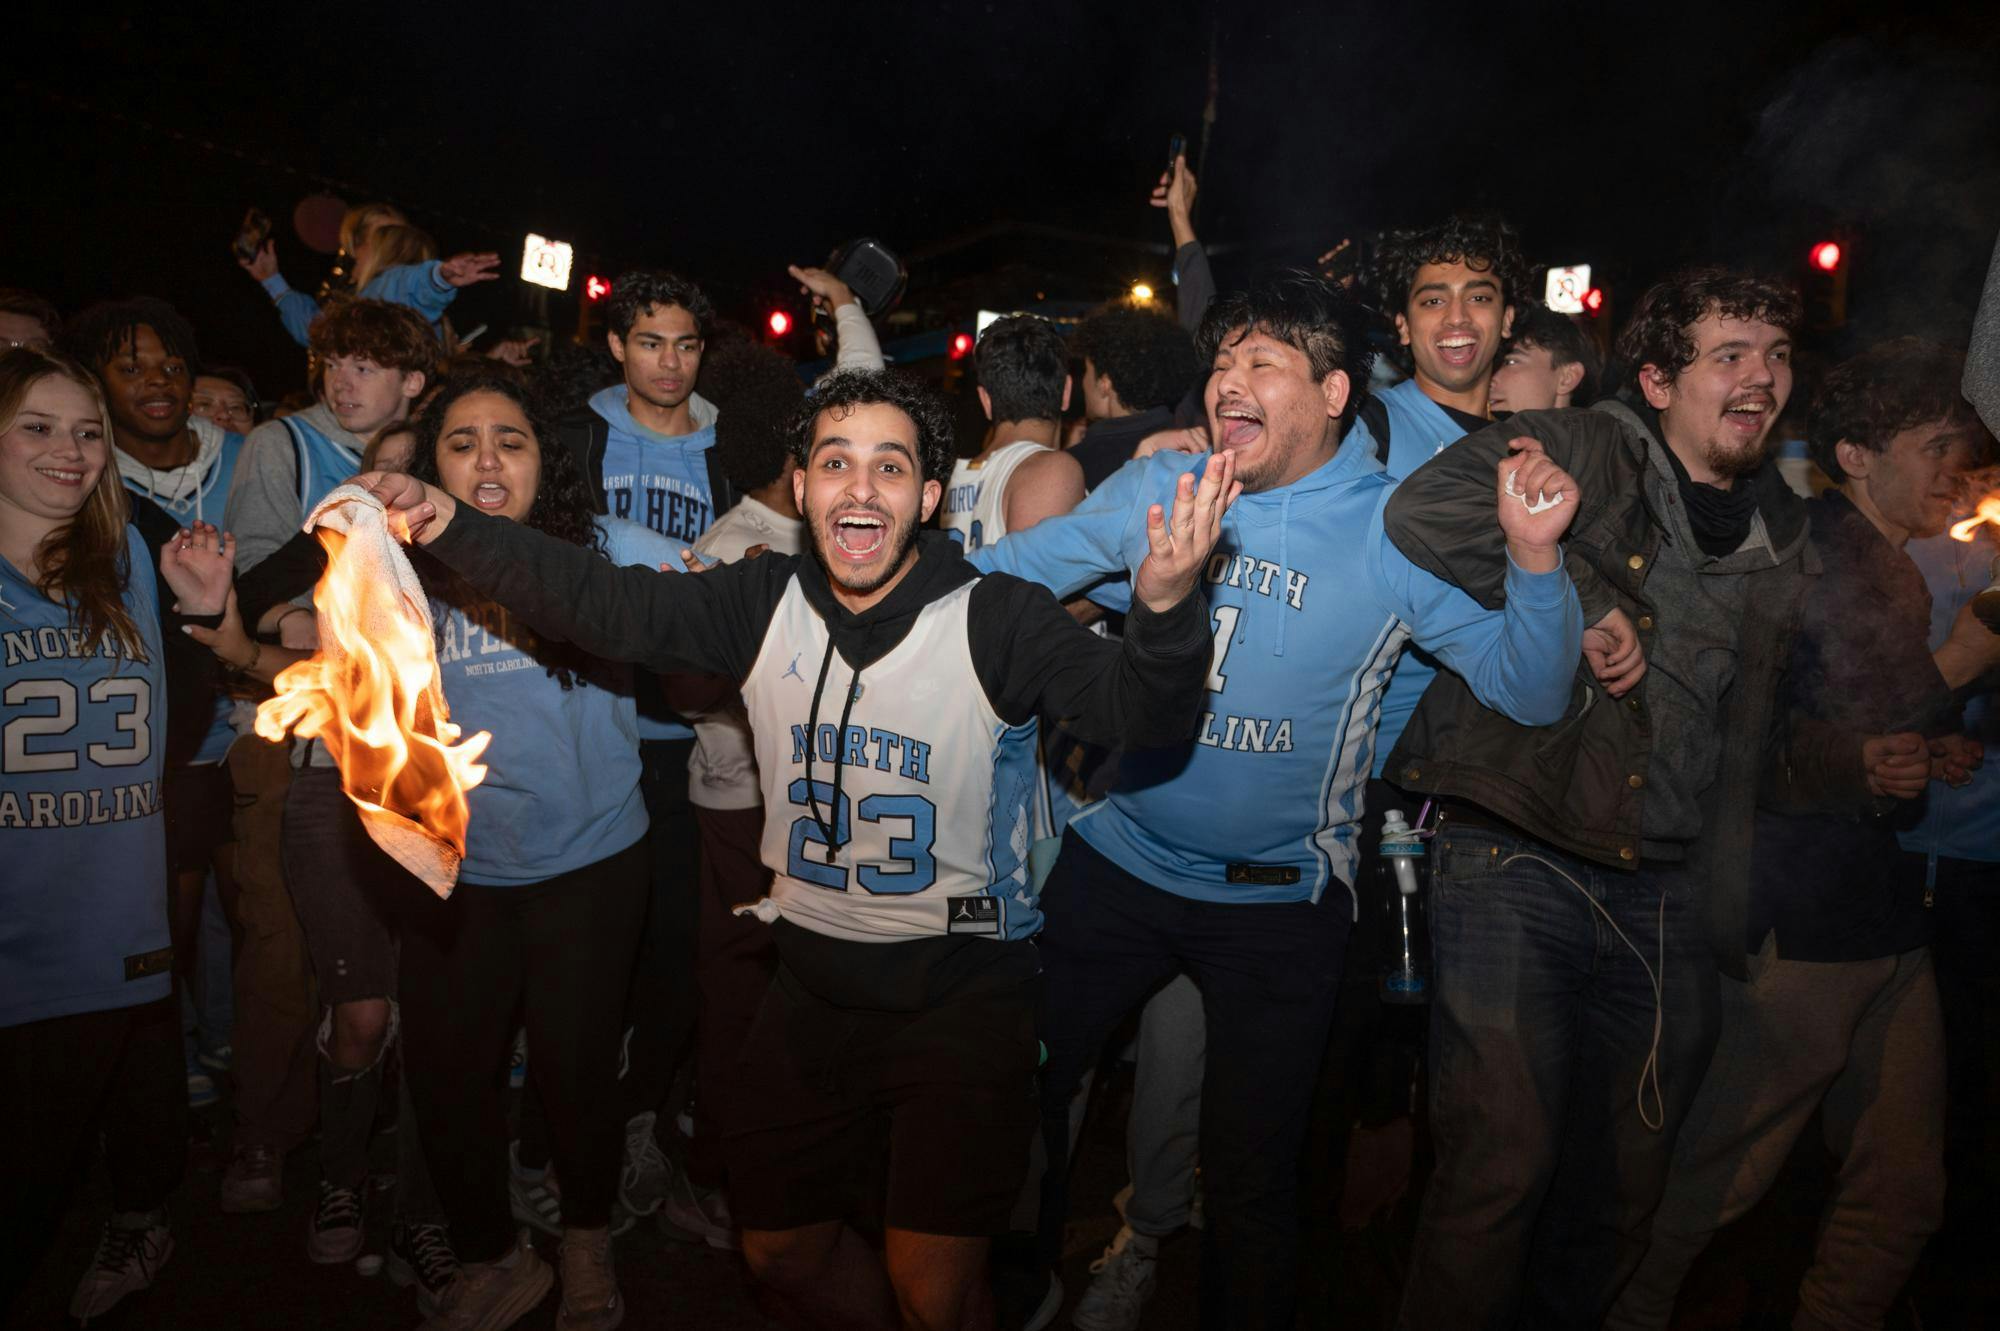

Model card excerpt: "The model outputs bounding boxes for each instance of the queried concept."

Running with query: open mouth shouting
[1215,401,1264,450]
[830,508,889,561]
[1722,394,1774,436]
[1434,331,1480,372]
[470,481,512,512]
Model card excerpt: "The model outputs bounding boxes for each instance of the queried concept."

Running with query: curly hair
[529,338,622,421]
[62,296,202,374]
[1614,267,1802,387]
[975,315,1070,422]
[1196,272,1377,415]
[792,369,956,485]
[1071,306,1199,414]
[1371,214,1530,319]
[607,270,714,343]
[308,297,440,376]
[408,366,606,688]
[707,340,806,493]
[1807,338,1980,483]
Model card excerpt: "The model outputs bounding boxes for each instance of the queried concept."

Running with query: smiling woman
[0,347,183,1323]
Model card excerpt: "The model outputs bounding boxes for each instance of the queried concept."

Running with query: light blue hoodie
[1899,528,2000,865]
[260,261,460,348]
[968,436,1580,907]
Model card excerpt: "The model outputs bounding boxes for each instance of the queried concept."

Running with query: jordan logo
[782,652,804,682]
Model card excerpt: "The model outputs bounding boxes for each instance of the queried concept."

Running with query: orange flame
[255,527,489,893]
[1951,493,2000,543]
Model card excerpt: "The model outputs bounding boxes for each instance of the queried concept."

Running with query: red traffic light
[768,310,792,337]
[1811,241,1842,273]
[1581,286,1605,315]
[585,275,612,301]
[950,331,973,360]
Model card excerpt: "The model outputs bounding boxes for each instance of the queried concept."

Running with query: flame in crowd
[1949,492,2000,543]
[255,528,489,886]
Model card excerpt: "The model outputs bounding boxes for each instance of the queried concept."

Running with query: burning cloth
[255,485,490,896]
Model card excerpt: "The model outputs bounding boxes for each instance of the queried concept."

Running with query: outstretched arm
[355,472,782,679]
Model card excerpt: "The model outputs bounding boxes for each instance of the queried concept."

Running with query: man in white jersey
[361,367,1235,1331]
[942,315,1085,553]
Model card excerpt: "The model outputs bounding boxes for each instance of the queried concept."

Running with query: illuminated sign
[1545,264,1592,315]
[520,233,574,292]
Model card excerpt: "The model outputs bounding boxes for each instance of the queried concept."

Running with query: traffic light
[576,275,613,343]
[1804,238,1848,329]
[1581,286,1605,316]
[949,331,973,360]
[767,310,792,337]
[585,274,613,302]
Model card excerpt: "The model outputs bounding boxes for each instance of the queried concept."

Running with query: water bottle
[1377,809,1431,1004]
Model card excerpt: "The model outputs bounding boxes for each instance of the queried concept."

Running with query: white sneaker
[69,1215,172,1324]
[1071,1226,1158,1331]
[617,1112,668,1217]
[1022,1271,1063,1331]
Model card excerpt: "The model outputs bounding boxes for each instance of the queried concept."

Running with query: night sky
[15,0,2000,399]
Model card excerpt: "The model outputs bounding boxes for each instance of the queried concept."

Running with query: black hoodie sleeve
[422,505,789,678]
[967,572,1211,748]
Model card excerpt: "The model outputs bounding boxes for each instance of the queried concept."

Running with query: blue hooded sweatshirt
[1899,527,2000,866]
[261,261,461,348]
[967,436,1580,908]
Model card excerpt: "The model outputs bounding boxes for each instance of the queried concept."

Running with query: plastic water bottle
[1377,809,1431,1004]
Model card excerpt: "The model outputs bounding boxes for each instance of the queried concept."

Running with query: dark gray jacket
[1382,402,1877,976]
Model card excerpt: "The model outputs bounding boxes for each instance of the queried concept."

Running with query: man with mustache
[1385,269,1935,1329]
[359,367,1233,1331]
[1607,338,1998,1331]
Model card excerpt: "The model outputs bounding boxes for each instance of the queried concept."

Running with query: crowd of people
[4,150,1999,1331]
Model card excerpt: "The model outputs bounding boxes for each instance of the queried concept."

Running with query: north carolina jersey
[942,440,1050,553]
[2,528,170,1027]
[743,578,1045,943]
[282,414,365,515]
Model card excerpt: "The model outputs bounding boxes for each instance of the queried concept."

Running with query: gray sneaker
[420,1235,553,1331]
[306,1180,365,1264]
[617,1112,668,1217]
[220,1142,283,1213]
[1071,1226,1158,1331]
[556,1227,623,1331]
[69,1216,172,1325]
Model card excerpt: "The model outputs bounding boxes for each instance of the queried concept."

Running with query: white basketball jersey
[941,440,1050,553]
[742,577,1046,943]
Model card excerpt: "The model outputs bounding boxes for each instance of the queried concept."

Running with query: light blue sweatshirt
[436,518,685,885]
[260,261,459,348]
[1898,528,2000,864]
[1360,377,1483,776]
[968,438,1580,907]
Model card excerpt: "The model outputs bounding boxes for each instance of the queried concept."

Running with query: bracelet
[275,605,313,628]
[226,641,262,677]
[180,610,226,630]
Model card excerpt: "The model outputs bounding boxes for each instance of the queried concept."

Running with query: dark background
[13,0,2000,399]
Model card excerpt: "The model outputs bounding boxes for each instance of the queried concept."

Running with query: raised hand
[160,522,237,615]
[238,238,279,282]
[1149,153,1199,249]
[1582,607,1646,697]
[486,337,541,368]
[1497,439,1580,573]
[355,470,457,545]
[437,252,502,288]
[787,265,857,315]
[1862,731,1930,800]
[1133,451,1240,614]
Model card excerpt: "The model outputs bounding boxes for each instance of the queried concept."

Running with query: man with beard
[1384,269,1933,1329]
[1606,338,1997,1331]
[359,367,1233,1331]
[965,273,1588,1329]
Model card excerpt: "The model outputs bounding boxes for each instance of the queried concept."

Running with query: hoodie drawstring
[801,633,862,860]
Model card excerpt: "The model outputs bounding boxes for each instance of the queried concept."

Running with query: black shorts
[163,760,234,874]
[724,922,1040,1237]
[281,766,420,1007]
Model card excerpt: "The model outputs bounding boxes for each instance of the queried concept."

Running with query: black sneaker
[388,1221,459,1317]
[306,1181,365,1264]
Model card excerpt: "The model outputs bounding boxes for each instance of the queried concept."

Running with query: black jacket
[1382,402,1877,976]
[124,496,225,769]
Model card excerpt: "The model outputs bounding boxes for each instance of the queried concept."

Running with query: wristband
[276,605,314,628]
[180,610,226,630]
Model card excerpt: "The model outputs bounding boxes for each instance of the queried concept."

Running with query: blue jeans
[1035,830,1349,1331]
[1398,823,1720,1331]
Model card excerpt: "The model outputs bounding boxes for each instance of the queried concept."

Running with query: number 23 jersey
[2,528,169,1027]
[743,578,1044,943]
